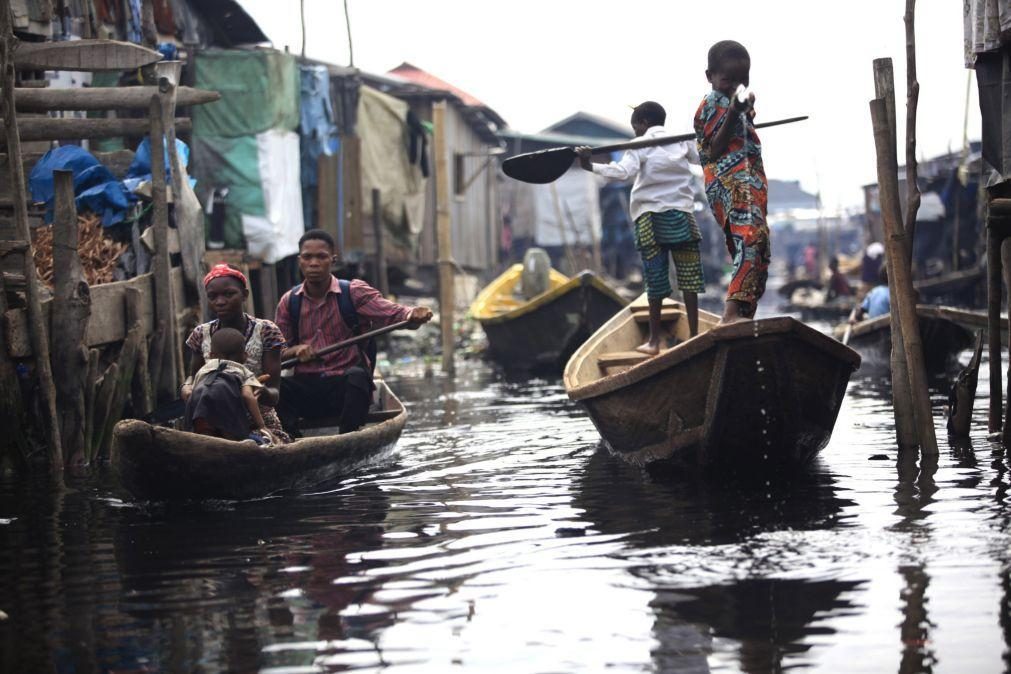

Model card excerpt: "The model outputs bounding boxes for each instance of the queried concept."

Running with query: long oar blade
[502,114,809,185]
[502,146,577,184]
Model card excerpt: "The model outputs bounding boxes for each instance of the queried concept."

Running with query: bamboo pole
[871,98,938,453]
[51,170,91,464]
[148,96,179,402]
[904,0,921,252]
[371,188,389,296]
[873,58,918,449]
[0,5,62,467]
[433,101,455,375]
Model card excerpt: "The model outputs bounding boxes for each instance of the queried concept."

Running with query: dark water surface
[2,351,1011,673]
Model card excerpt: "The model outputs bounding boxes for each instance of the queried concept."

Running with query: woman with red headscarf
[181,264,290,442]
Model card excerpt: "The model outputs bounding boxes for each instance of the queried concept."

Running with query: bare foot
[718,315,751,326]
[635,341,660,356]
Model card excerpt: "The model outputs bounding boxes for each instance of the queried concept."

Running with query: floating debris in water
[555,527,586,537]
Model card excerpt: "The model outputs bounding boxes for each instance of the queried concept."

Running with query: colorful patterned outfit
[185,314,290,443]
[589,125,705,300]
[694,90,770,316]
[634,209,705,298]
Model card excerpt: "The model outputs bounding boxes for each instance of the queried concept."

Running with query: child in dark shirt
[184,327,270,442]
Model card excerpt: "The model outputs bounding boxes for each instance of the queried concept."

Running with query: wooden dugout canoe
[111,379,407,501]
[469,263,627,370]
[832,304,976,372]
[564,297,861,470]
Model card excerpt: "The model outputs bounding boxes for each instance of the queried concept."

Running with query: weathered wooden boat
[832,304,976,372]
[782,287,854,322]
[111,378,407,501]
[470,263,627,370]
[564,297,861,470]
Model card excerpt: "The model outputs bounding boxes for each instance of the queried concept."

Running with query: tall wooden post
[148,96,179,401]
[0,5,62,467]
[433,101,455,375]
[371,188,389,296]
[873,58,918,449]
[871,98,937,453]
[989,228,1005,433]
[51,171,91,464]
[903,0,921,251]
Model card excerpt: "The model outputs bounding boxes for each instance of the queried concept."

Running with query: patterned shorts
[635,210,705,299]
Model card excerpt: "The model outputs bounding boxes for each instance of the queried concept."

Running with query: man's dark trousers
[278,367,372,435]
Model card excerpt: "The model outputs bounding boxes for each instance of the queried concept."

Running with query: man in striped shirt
[275,230,433,434]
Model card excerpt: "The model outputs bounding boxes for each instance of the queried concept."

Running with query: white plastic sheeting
[241,129,304,263]
[505,167,602,247]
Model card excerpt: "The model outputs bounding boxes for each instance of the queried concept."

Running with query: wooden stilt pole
[1002,237,1011,445]
[0,269,29,465]
[0,4,62,468]
[433,101,455,375]
[371,188,389,296]
[903,0,921,254]
[871,98,938,453]
[51,170,91,464]
[988,226,1003,433]
[148,96,179,402]
[873,57,918,449]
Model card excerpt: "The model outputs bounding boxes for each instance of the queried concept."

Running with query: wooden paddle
[502,115,809,184]
[145,320,413,423]
[280,320,411,369]
[842,304,861,345]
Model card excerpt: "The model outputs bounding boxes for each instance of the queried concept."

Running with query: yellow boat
[469,263,626,370]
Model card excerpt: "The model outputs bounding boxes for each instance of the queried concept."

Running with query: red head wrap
[203,263,247,288]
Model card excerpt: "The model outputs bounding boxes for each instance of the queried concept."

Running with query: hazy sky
[239,0,979,210]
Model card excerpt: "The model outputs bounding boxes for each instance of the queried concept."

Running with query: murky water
[2,344,1010,672]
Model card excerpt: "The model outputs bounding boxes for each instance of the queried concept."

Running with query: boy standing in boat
[184,327,272,443]
[275,230,433,435]
[694,40,769,324]
[575,101,705,355]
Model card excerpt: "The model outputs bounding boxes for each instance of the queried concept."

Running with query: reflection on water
[1,350,1011,672]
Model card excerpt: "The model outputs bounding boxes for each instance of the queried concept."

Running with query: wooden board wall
[4,267,185,358]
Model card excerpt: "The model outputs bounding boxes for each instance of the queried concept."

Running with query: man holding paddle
[275,230,433,435]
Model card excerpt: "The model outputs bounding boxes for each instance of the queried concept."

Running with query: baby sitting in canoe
[183,327,273,444]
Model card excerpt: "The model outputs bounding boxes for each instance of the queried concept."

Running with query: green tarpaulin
[192,49,299,137]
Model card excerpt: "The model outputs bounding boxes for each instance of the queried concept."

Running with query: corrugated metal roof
[389,62,485,107]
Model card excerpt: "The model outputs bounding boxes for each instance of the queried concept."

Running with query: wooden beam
[0,268,29,465]
[4,273,155,358]
[0,4,62,468]
[433,101,455,375]
[148,96,179,402]
[0,117,191,144]
[873,57,917,450]
[13,86,220,112]
[371,188,389,296]
[14,39,161,72]
[871,97,937,454]
[51,170,91,464]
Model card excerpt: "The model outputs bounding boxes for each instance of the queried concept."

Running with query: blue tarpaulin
[28,146,135,226]
[123,137,195,192]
